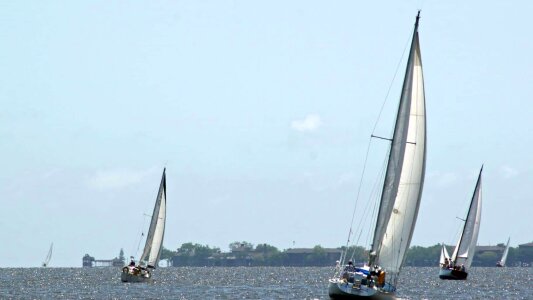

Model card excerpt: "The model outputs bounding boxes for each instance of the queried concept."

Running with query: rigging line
[365,155,389,251]
[370,31,413,136]
[342,135,374,259]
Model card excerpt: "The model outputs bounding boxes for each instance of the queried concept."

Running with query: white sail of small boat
[439,244,450,267]
[42,243,53,267]
[497,237,510,267]
[439,166,482,280]
[328,11,427,299]
[121,168,167,283]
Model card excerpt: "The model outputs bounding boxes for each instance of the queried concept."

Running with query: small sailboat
[439,166,483,280]
[328,11,427,299]
[121,168,167,283]
[42,243,53,267]
[496,237,510,267]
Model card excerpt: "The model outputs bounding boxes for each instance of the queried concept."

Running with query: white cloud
[291,114,322,132]
[501,165,519,179]
[86,168,155,190]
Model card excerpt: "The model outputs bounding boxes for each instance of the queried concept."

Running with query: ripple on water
[0,267,531,299]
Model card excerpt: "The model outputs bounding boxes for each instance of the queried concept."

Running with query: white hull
[121,267,151,283]
[328,278,394,299]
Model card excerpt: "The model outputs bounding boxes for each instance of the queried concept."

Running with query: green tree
[160,246,177,260]
[229,241,254,251]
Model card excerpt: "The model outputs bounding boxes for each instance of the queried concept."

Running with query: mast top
[415,10,421,28]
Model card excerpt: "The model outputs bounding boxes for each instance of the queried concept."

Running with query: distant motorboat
[121,169,167,283]
[42,243,53,267]
[439,167,483,280]
[496,237,510,267]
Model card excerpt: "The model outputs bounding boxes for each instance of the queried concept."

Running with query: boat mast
[453,165,483,265]
[369,10,421,266]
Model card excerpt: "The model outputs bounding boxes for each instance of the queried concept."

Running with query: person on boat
[343,260,356,272]
[442,257,449,268]
[377,269,386,288]
[129,260,135,267]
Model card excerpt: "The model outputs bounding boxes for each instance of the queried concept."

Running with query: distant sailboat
[121,168,167,283]
[496,237,510,267]
[42,243,53,267]
[439,166,483,280]
[328,11,427,299]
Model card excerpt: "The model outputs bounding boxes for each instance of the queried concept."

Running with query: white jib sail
[377,19,426,279]
[451,167,482,269]
[139,169,167,268]
[439,244,450,265]
[501,237,510,266]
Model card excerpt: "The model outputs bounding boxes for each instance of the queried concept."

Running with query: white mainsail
[439,244,450,265]
[451,167,483,269]
[500,237,510,266]
[42,242,53,267]
[371,12,426,285]
[139,169,167,269]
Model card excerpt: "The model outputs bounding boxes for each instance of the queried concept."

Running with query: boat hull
[121,267,151,283]
[439,268,467,280]
[328,279,394,300]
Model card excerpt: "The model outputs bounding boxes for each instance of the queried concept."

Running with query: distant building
[476,245,505,256]
[284,248,342,266]
[83,254,95,267]
[82,253,124,267]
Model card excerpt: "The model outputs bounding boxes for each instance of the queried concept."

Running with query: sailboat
[328,11,427,299]
[496,237,510,267]
[42,243,53,267]
[439,166,483,280]
[121,168,167,283]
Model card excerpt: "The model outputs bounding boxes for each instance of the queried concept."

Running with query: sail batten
[139,169,167,269]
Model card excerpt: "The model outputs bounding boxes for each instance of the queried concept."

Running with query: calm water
[1,267,531,299]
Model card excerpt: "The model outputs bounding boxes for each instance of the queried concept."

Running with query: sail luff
[139,168,167,269]
[371,12,422,262]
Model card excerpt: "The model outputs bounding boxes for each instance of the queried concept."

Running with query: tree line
[159,242,533,267]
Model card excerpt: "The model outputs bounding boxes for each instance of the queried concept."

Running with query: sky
[1,1,532,267]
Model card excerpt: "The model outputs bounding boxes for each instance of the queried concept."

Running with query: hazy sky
[2,1,532,267]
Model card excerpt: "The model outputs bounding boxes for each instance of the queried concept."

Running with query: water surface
[1,267,531,299]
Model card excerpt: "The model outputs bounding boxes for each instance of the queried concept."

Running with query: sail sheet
[501,237,510,266]
[374,14,426,281]
[451,167,482,269]
[139,169,167,269]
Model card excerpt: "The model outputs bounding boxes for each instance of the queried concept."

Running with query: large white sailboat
[42,243,53,267]
[439,166,483,280]
[328,11,427,299]
[496,237,510,267]
[121,168,167,283]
